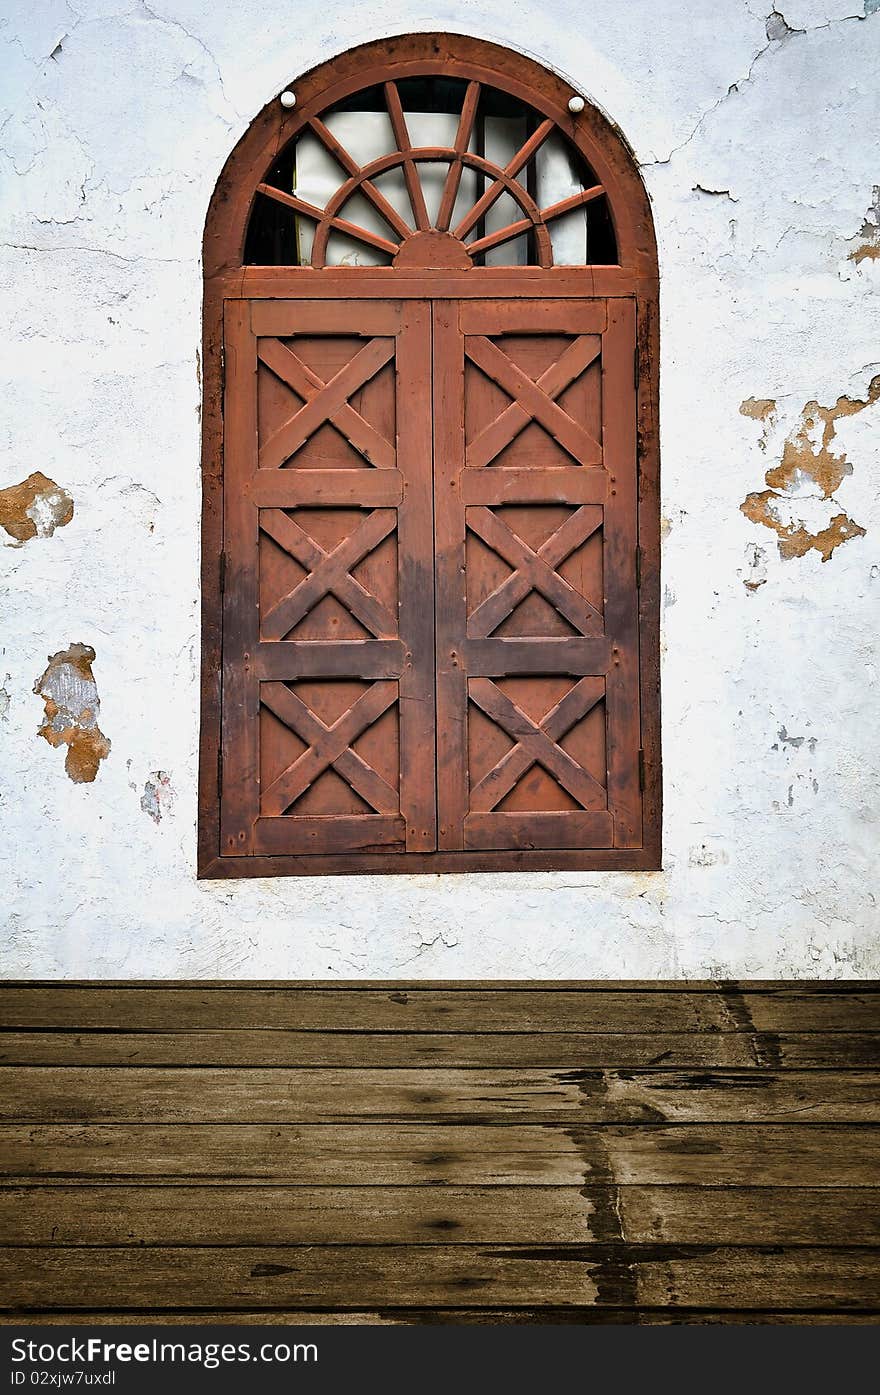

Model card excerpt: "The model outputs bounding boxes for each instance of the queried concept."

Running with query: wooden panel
[2,986,877,1322]
[433,298,642,855]
[221,300,435,860]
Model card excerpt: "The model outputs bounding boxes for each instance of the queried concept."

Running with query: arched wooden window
[199,34,660,878]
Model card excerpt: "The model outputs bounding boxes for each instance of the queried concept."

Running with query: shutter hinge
[635,544,642,588]
[638,748,646,791]
[219,550,227,593]
[219,343,226,396]
[217,746,223,799]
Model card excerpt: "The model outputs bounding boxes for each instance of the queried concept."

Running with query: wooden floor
[0,982,878,1324]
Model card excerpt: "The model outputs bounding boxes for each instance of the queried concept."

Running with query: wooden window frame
[199,34,661,879]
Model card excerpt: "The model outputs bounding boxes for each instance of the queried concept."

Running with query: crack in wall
[640,5,874,170]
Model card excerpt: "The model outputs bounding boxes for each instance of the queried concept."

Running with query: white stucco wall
[1,0,878,978]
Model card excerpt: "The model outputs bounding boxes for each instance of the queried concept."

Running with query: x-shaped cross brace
[465,335,602,469]
[261,508,397,641]
[467,505,603,637]
[469,677,607,812]
[259,337,396,470]
[260,680,399,817]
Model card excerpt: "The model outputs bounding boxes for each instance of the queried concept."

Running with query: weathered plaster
[1,1,878,977]
[33,642,111,782]
[0,471,73,544]
[740,376,878,561]
[141,769,175,823]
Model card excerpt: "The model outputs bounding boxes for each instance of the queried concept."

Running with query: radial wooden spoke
[307,118,414,241]
[468,678,608,810]
[261,681,399,816]
[540,184,605,224]
[470,676,605,811]
[466,216,534,260]
[383,82,430,231]
[256,183,401,257]
[467,335,601,470]
[454,118,554,240]
[437,82,481,232]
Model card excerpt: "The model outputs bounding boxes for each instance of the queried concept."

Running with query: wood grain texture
[3,985,877,1031]
[3,1030,878,1067]
[1,983,878,1322]
[5,1244,879,1312]
[2,1067,877,1123]
[2,1124,877,1186]
[4,1186,879,1247]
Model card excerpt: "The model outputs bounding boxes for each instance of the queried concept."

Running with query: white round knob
[280,90,296,109]
[568,94,585,114]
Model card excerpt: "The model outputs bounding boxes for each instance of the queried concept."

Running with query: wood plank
[3,1030,878,1068]
[219,301,260,854]
[1,1125,876,1186]
[3,1309,878,1325]
[432,300,469,850]
[3,1068,877,1125]
[3,1185,878,1248]
[250,300,403,337]
[2,988,876,1032]
[464,811,614,851]
[230,269,651,300]
[253,640,406,681]
[464,637,612,675]
[459,301,608,335]
[4,1244,878,1311]
[460,467,608,506]
[253,816,405,857]
[249,469,404,508]
[395,300,437,853]
[602,296,642,848]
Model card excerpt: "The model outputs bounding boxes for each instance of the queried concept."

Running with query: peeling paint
[740,398,777,450]
[688,844,730,867]
[847,185,880,264]
[141,770,175,823]
[742,542,768,591]
[765,11,800,41]
[0,684,9,722]
[0,472,73,545]
[33,644,110,783]
[774,726,817,752]
[740,377,878,562]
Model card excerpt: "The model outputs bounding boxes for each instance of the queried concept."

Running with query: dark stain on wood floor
[0,981,878,1324]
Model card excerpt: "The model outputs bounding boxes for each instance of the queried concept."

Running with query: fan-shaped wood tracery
[248,78,615,269]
